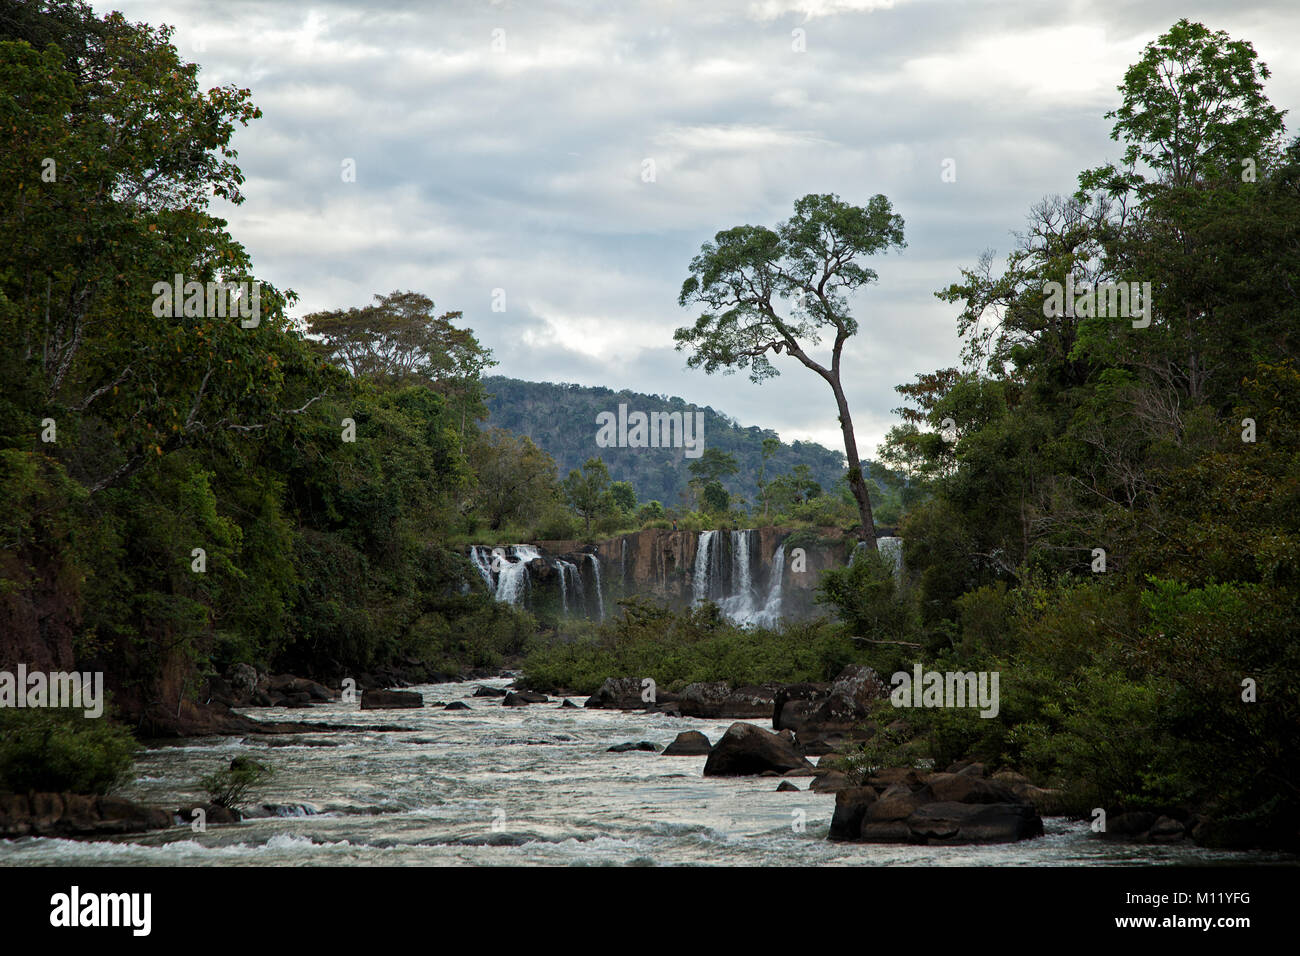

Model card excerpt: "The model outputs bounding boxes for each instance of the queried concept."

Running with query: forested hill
[483,376,851,507]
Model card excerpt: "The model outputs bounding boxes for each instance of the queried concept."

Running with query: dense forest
[0,2,1296,850]
[482,375,862,511]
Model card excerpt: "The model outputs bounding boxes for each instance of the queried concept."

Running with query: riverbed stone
[703,722,815,777]
[360,689,423,709]
[662,730,711,755]
[828,787,877,841]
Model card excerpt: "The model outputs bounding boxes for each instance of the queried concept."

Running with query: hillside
[482,375,864,508]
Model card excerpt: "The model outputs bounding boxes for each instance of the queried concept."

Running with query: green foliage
[482,375,866,517]
[521,599,856,694]
[200,756,272,811]
[0,708,139,794]
[562,457,613,534]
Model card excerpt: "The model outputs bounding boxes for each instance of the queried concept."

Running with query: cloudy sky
[98,0,1300,456]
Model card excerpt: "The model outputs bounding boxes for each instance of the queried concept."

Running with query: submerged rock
[608,741,659,753]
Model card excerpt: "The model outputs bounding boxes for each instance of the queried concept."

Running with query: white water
[494,545,540,605]
[749,543,785,628]
[556,560,580,613]
[587,554,604,621]
[4,679,1283,868]
[469,546,494,591]
[877,537,903,581]
[692,530,715,605]
[719,530,757,623]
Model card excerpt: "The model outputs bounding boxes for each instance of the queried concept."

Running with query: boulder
[473,685,508,698]
[360,689,423,710]
[502,691,549,706]
[1105,811,1159,840]
[676,682,777,719]
[771,682,831,731]
[903,801,1044,844]
[810,771,852,793]
[177,803,238,825]
[662,731,712,756]
[828,787,877,841]
[924,773,1020,805]
[583,677,671,710]
[776,781,801,792]
[607,741,659,753]
[91,796,174,835]
[560,699,579,708]
[1150,816,1186,843]
[703,722,814,777]
[443,701,471,711]
[229,663,259,699]
[867,784,935,822]
[866,767,929,789]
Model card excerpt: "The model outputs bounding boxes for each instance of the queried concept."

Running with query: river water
[2,679,1291,866]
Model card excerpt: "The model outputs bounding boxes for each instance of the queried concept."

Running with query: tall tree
[304,290,496,437]
[561,457,612,534]
[675,193,907,547]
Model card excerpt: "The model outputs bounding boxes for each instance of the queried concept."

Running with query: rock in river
[702,722,814,777]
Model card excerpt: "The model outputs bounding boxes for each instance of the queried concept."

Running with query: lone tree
[675,193,906,548]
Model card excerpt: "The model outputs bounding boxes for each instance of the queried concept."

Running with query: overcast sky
[97,0,1300,456]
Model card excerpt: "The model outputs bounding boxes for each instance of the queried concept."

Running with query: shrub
[0,708,139,794]
[200,757,273,811]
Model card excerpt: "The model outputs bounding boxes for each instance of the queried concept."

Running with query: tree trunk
[829,380,877,549]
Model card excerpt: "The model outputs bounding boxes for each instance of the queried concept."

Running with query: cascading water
[556,559,580,613]
[587,554,604,620]
[878,537,903,581]
[719,530,757,622]
[494,545,539,605]
[469,546,495,591]
[850,537,903,582]
[750,543,785,628]
[692,531,716,605]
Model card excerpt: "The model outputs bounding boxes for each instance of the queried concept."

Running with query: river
[2,679,1291,866]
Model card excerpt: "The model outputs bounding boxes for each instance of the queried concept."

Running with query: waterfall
[751,542,785,628]
[587,553,604,620]
[556,559,579,613]
[692,530,715,605]
[720,529,757,622]
[620,537,627,587]
[877,537,903,581]
[469,546,494,591]
[494,545,539,605]
[850,537,903,582]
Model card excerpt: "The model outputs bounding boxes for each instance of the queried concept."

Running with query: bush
[200,757,273,811]
[0,708,139,794]
[521,600,857,693]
